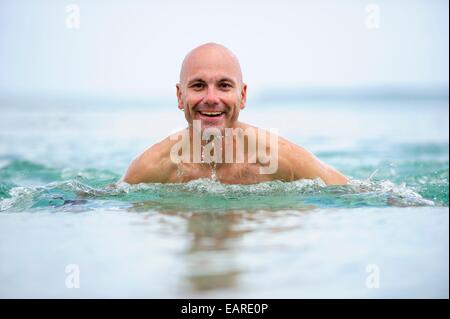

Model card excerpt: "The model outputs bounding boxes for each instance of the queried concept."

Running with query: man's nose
[203,86,220,106]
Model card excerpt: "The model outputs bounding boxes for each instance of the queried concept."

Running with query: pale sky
[0,0,448,100]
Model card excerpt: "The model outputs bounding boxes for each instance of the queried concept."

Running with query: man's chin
[192,117,226,132]
[201,122,226,135]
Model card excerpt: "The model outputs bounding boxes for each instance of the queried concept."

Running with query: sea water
[0,98,448,298]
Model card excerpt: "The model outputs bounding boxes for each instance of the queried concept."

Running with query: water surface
[0,99,448,298]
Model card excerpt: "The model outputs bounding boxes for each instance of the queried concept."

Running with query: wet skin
[123,43,348,186]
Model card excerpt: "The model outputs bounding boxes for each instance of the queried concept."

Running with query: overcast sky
[0,0,448,100]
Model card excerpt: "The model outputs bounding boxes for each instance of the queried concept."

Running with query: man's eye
[191,83,204,89]
[219,83,232,89]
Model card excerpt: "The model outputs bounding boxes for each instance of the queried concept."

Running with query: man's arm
[122,142,172,184]
[280,141,348,186]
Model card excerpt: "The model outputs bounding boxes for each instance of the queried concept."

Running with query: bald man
[123,43,348,185]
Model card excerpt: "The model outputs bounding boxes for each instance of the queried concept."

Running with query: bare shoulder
[232,123,347,185]
[277,136,348,185]
[122,135,179,184]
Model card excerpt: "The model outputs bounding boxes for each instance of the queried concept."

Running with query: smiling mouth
[198,111,225,118]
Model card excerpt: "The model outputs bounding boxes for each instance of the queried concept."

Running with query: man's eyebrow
[218,77,236,84]
[187,77,236,86]
[187,78,206,85]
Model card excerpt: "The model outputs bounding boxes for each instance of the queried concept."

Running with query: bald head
[179,43,243,86]
[176,43,248,130]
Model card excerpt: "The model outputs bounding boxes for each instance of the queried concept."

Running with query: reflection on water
[184,211,243,292]
[0,186,448,298]
[129,202,314,293]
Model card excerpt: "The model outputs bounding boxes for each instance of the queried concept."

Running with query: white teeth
[200,111,222,115]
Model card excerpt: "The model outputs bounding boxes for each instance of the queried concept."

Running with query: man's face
[176,45,247,132]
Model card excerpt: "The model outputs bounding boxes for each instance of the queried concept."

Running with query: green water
[0,148,447,213]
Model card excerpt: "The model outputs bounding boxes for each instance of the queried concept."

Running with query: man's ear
[240,84,247,110]
[176,83,183,110]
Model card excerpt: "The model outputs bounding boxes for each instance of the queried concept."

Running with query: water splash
[0,176,438,213]
[201,143,218,181]
[0,159,446,213]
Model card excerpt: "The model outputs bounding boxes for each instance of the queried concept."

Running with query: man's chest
[170,163,273,184]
